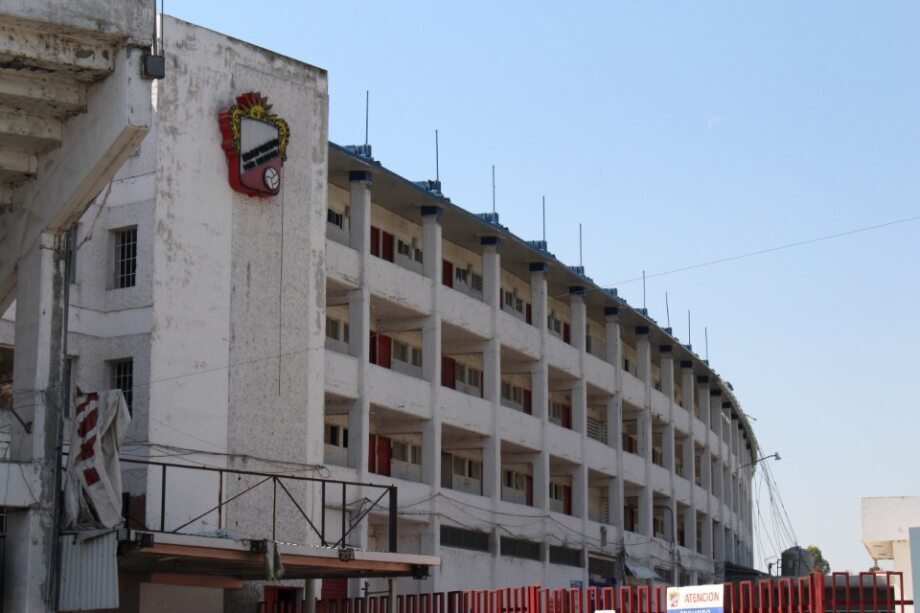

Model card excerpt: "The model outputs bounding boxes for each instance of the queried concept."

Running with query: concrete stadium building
[1,13,760,610]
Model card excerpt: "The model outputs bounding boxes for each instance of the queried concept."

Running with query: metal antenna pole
[688,310,691,347]
[579,223,583,267]
[542,196,546,242]
[666,292,671,328]
[364,90,369,146]
[435,130,439,182]
[642,270,646,310]
[492,165,495,213]
[705,327,709,362]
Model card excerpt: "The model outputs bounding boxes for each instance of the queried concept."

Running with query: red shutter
[369,331,377,365]
[441,356,456,389]
[525,303,532,325]
[368,434,377,472]
[525,475,534,507]
[322,578,348,602]
[563,485,572,515]
[377,334,392,369]
[563,322,571,344]
[562,404,572,429]
[522,389,532,415]
[382,231,395,262]
[442,260,453,288]
[377,435,392,477]
[370,226,381,257]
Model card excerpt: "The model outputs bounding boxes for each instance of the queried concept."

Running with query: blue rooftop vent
[527,240,549,252]
[638,308,649,317]
[343,144,374,161]
[603,288,619,298]
[415,179,442,196]
[568,265,585,276]
[477,212,500,225]
[664,327,673,336]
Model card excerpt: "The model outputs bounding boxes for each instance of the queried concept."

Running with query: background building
[862,496,920,613]
[1,12,759,610]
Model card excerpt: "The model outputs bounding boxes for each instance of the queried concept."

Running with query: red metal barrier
[272,573,913,613]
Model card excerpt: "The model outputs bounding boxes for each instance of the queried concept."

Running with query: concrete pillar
[570,288,586,353]
[701,514,713,559]
[419,206,443,590]
[531,451,550,512]
[660,348,675,470]
[6,232,67,612]
[635,327,653,538]
[481,238,502,502]
[572,464,588,519]
[347,173,372,477]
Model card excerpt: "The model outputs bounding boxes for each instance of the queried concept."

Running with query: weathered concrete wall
[145,17,327,608]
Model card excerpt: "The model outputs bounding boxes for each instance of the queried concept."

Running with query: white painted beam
[0,71,86,115]
[0,109,62,152]
[0,22,115,80]
[0,45,151,311]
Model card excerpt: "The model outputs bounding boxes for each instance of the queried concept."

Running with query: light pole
[738,452,780,472]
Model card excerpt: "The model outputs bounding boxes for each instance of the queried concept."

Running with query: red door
[562,404,572,429]
[321,578,348,602]
[479,371,484,398]
[370,226,381,257]
[381,231,395,262]
[563,322,571,344]
[376,435,391,476]
[525,475,534,506]
[563,485,573,515]
[525,303,532,325]
[377,334,392,369]
[522,389,532,415]
[368,434,376,472]
[442,260,453,287]
[369,331,377,365]
[441,356,456,389]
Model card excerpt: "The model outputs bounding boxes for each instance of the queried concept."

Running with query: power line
[608,213,920,287]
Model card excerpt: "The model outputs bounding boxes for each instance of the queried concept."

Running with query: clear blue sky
[170,1,919,572]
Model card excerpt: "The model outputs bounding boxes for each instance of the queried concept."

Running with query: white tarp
[63,389,131,529]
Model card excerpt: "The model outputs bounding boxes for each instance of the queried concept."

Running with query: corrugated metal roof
[58,531,119,611]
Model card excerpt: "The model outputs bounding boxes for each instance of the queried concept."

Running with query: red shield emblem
[219,92,290,197]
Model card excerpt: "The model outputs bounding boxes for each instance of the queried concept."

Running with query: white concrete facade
[322,148,759,594]
[0,12,759,609]
[862,497,920,613]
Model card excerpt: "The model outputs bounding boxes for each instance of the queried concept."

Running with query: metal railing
[300,572,912,613]
[120,458,398,551]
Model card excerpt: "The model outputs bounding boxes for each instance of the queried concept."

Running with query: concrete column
[660,348,675,470]
[528,264,550,515]
[607,477,622,532]
[7,233,67,612]
[349,171,372,251]
[347,173,372,477]
[697,378,712,496]
[570,288,586,353]
[604,308,621,367]
[635,327,653,539]
[681,360,698,556]
[571,464,588,519]
[481,238,502,502]
[701,514,713,559]
[419,206,443,590]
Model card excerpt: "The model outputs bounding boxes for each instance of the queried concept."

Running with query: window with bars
[113,227,137,289]
[110,358,134,413]
[501,537,541,561]
[440,525,490,552]
[549,545,582,567]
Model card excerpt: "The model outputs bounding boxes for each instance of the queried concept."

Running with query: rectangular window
[440,525,490,552]
[397,239,412,257]
[110,358,134,413]
[549,545,582,567]
[113,227,138,289]
[327,209,344,229]
[501,537,541,561]
[326,317,340,340]
[410,347,422,368]
[325,424,340,446]
[392,340,409,363]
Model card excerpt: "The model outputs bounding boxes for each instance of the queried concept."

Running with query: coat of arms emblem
[219,91,290,197]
